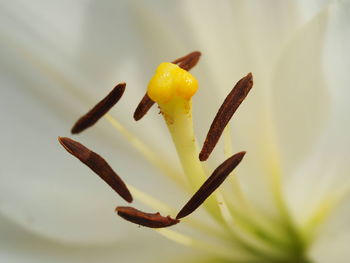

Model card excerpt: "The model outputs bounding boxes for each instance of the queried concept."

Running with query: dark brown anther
[71,83,126,134]
[116,206,179,228]
[133,51,201,121]
[199,73,253,161]
[133,93,155,121]
[172,51,201,71]
[58,137,133,203]
[176,151,246,220]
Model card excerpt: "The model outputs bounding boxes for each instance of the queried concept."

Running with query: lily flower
[1,1,350,262]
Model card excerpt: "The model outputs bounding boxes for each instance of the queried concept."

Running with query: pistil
[147,62,222,219]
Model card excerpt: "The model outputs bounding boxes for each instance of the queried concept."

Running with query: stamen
[127,184,226,238]
[133,51,201,121]
[199,73,253,161]
[176,151,246,219]
[58,137,133,203]
[116,206,179,228]
[71,83,126,134]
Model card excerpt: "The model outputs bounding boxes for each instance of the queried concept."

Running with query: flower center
[59,51,315,263]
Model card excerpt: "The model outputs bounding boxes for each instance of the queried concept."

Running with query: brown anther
[58,137,133,203]
[133,93,155,121]
[172,51,201,71]
[176,151,246,220]
[116,206,179,228]
[71,83,126,134]
[133,51,201,121]
[199,73,253,161]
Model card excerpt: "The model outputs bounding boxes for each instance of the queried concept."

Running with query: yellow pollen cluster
[147,62,198,104]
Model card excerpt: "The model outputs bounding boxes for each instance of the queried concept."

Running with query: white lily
[1,0,350,262]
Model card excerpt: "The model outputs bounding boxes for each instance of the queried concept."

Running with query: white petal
[271,4,331,176]
[309,195,350,263]
[0,56,186,244]
[285,0,350,223]
[0,0,177,154]
[0,213,190,263]
[0,59,125,243]
[0,1,183,243]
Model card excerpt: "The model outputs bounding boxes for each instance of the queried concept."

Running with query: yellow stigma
[147,62,198,104]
